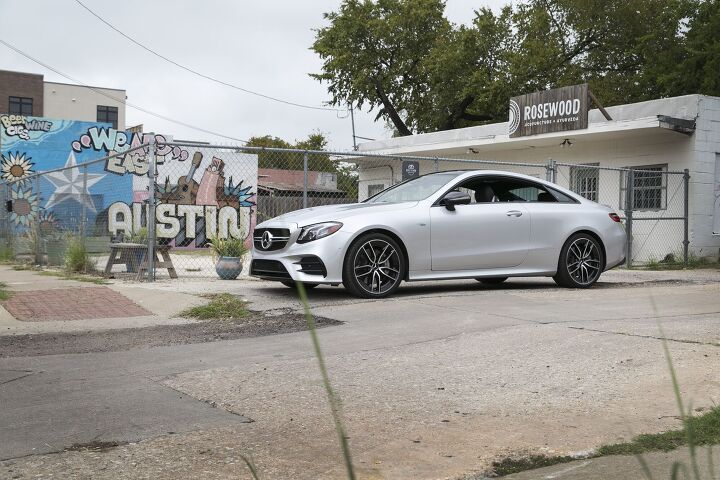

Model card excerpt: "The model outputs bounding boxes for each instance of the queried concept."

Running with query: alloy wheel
[566,237,601,285]
[352,239,401,295]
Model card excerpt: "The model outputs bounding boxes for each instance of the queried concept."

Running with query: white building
[44,81,126,130]
[353,94,720,262]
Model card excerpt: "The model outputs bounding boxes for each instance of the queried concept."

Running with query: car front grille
[250,259,291,279]
[253,228,291,251]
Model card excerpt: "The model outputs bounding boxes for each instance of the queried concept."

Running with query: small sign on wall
[509,84,589,138]
[402,160,420,181]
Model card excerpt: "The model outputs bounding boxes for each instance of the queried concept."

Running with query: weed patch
[599,406,720,456]
[491,454,578,476]
[37,270,109,285]
[178,293,249,320]
[0,281,11,301]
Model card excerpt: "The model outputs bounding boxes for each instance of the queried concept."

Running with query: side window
[489,179,559,203]
[451,176,576,204]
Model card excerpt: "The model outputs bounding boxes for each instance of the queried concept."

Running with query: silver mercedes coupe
[250,170,626,298]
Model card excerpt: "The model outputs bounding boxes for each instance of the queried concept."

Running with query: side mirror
[440,191,471,211]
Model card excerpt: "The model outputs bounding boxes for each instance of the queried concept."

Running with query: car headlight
[296,222,343,244]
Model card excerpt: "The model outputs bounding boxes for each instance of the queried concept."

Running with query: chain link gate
[1,141,690,279]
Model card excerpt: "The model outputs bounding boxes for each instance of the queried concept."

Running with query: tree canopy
[312,0,718,135]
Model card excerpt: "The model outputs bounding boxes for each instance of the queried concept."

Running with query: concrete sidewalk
[0,266,207,335]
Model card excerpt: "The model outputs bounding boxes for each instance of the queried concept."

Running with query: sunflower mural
[1,152,35,184]
[10,187,39,227]
[37,210,59,235]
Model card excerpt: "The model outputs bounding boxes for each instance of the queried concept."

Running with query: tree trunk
[374,79,412,136]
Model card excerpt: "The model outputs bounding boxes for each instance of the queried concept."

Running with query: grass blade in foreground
[296,281,357,480]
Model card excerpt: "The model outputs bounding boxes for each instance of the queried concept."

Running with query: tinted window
[9,96,32,115]
[453,176,567,203]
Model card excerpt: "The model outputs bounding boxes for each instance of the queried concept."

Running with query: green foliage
[124,227,148,244]
[0,244,14,263]
[312,0,714,135]
[0,281,10,301]
[207,236,249,258]
[64,237,95,273]
[178,293,249,321]
[491,454,578,476]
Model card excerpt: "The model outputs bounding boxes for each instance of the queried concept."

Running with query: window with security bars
[9,96,33,115]
[569,164,599,202]
[97,105,119,129]
[620,164,667,211]
[367,184,385,198]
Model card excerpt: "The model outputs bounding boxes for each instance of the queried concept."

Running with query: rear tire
[476,277,508,285]
[281,281,319,290]
[553,233,605,288]
[343,233,405,299]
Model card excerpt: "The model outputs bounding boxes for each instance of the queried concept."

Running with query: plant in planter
[208,235,248,280]
[122,227,148,273]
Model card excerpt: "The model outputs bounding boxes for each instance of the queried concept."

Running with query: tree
[311,0,450,135]
[245,132,358,199]
[312,0,702,135]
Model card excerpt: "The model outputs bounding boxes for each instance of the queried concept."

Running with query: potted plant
[122,227,148,273]
[208,235,248,280]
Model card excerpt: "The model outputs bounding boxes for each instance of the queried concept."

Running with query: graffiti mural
[1,114,258,249]
[1,115,131,231]
[108,150,257,248]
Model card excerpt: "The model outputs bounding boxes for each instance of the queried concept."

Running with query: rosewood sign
[508,84,589,138]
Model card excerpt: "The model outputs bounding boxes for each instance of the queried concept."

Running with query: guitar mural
[116,148,258,249]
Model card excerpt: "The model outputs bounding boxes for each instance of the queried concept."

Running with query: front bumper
[250,228,351,284]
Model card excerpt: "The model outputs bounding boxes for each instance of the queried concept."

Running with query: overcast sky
[0,0,505,151]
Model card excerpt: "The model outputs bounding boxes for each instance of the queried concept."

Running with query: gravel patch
[0,313,342,357]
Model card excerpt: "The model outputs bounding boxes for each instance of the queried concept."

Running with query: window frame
[9,96,33,115]
[620,164,668,211]
[96,105,119,129]
[569,163,599,202]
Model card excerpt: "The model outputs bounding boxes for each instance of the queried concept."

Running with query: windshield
[365,172,462,203]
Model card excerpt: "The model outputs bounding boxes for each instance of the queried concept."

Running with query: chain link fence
[1,141,689,279]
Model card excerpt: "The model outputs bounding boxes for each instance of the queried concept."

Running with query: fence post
[3,183,11,257]
[683,168,690,266]
[146,135,157,282]
[80,164,88,240]
[303,152,308,209]
[625,169,634,268]
[34,175,42,265]
[434,158,439,173]
[545,159,554,182]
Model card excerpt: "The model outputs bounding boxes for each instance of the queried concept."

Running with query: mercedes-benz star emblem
[261,231,274,250]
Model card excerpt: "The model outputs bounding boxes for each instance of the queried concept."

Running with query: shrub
[64,237,95,273]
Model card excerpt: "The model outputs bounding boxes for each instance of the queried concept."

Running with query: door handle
[506,210,523,217]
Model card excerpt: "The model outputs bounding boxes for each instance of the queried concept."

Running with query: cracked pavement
[1,269,719,479]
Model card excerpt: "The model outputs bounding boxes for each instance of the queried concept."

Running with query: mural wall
[1,115,257,248]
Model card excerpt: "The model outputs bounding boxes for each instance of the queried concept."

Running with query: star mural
[44,152,106,213]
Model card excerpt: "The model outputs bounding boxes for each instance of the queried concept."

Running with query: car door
[430,198,530,271]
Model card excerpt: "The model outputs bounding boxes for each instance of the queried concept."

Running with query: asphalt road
[1,272,719,479]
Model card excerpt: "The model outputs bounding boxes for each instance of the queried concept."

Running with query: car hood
[258,201,418,228]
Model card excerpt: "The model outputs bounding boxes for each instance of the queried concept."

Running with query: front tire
[553,233,605,288]
[343,233,405,299]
